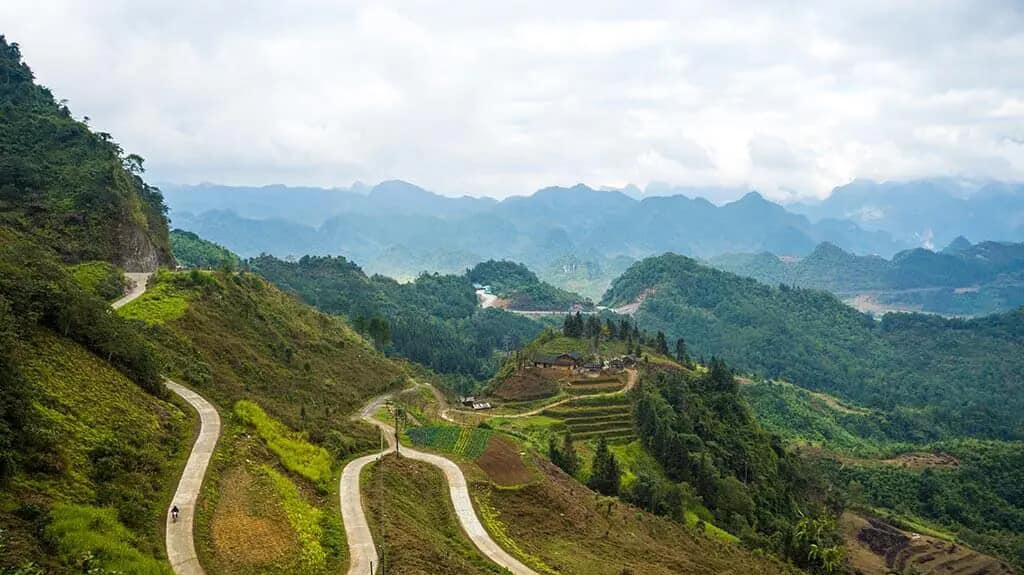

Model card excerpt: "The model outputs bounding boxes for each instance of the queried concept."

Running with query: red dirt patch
[210,465,295,568]
[475,436,533,486]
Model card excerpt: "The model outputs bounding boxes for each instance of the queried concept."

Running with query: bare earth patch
[476,436,534,486]
[492,369,561,401]
[210,465,295,568]
[840,512,1013,575]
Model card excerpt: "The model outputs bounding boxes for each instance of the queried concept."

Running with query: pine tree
[656,331,669,355]
[587,436,620,496]
[675,337,689,365]
[619,319,631,341]
[605,318,617,339]
[561,432,579,476]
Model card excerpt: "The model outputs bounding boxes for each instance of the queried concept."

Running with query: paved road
[111,272,152,309]
[165,380,221,575]
[340,390,538,575]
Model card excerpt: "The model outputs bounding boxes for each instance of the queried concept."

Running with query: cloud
[2,0,1023,200]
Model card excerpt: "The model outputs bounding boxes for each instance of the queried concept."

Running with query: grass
[45,504,173,575]
[473,457,797,575]
[117,273,192,325]
[138,270,405,439]
[234,401,333,491]
[260,466,328,574]
[361,456,509,575]
[69,260,126,301]
[5,330,189,568]
[407,425,492,459]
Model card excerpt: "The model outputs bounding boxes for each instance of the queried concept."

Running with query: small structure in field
[471,402,493,410]
[458,396,477,407]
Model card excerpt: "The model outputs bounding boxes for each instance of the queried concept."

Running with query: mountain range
[709,238,1024,316]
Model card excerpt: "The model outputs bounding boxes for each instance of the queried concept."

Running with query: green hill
[249,254,545,379]
[467,260,591,311]
[0,36,172,271]
[169,229,242,270]
[604,253,1024,440]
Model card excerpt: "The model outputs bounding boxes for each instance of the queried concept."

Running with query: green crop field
[407,425,492,459]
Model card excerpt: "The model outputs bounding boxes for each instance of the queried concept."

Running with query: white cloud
[2,0,1023,200]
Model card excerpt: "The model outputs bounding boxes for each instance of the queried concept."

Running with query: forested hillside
[604,253,1024,440]
[249,254,544,379]
[0,36,172,270]
[467,259,590,310]
[169,229,241,270]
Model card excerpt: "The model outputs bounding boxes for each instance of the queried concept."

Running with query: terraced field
[407,424,494,458]
[565,377,626,396]
[544,396,635,443]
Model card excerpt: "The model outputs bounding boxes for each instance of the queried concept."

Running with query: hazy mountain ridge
[166,182,908,297]
[709,238,1024,315]
[790,178,1024,249]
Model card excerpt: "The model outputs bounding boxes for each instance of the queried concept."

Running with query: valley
[1,27,1023,575]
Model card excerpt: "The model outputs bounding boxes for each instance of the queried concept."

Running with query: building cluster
[530,351,637,374]
[456,396,493,410]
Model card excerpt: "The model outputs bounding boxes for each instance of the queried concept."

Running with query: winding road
[112,272,221,575]
[164,381,221,575]
[340,390,538,575]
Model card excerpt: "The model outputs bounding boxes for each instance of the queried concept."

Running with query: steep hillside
[248,254,544,379]
[0,36,171,271]
[117,269,405,435]
[0,229,188,572]
[603,253,1024,440]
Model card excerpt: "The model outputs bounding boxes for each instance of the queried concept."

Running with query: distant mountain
[709,239,1024,316]
[790,178,1024,248]
[166,183,905,294]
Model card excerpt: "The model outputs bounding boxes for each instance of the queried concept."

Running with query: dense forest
[467,259,590,310]
[633,363,844,572]
[0,36,172,270]
[604,253,1024,440]
[248,254,544,379]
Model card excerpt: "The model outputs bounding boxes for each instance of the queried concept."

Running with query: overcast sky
[3,1,1023,201]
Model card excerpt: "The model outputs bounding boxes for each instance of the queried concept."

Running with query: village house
[532,351,582,369]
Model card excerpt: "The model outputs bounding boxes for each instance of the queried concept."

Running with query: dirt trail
[340,389,539,575]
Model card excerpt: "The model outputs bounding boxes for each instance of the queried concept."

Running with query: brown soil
[475,436,534,486]
[840,512,1014,575]
[491,369,560,401]
[210,465,295,568]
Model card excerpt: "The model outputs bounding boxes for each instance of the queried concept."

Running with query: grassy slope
[0,329,189,571]
[119,270,406,436]
[362,456,506,575]
[473,457,795,575]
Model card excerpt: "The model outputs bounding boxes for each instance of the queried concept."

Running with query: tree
[588,436,621,496]
[605,318,617,339]
[619,319,631,342]
[561,432,579,476]
[655,331,669,355]
[675,337,689,365]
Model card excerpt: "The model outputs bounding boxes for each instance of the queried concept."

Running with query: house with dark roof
[532,351,582,369]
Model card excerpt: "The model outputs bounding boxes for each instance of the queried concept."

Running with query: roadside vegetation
[234,401,333,492]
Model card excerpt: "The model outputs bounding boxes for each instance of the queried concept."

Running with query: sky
[3,1,1024,202]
